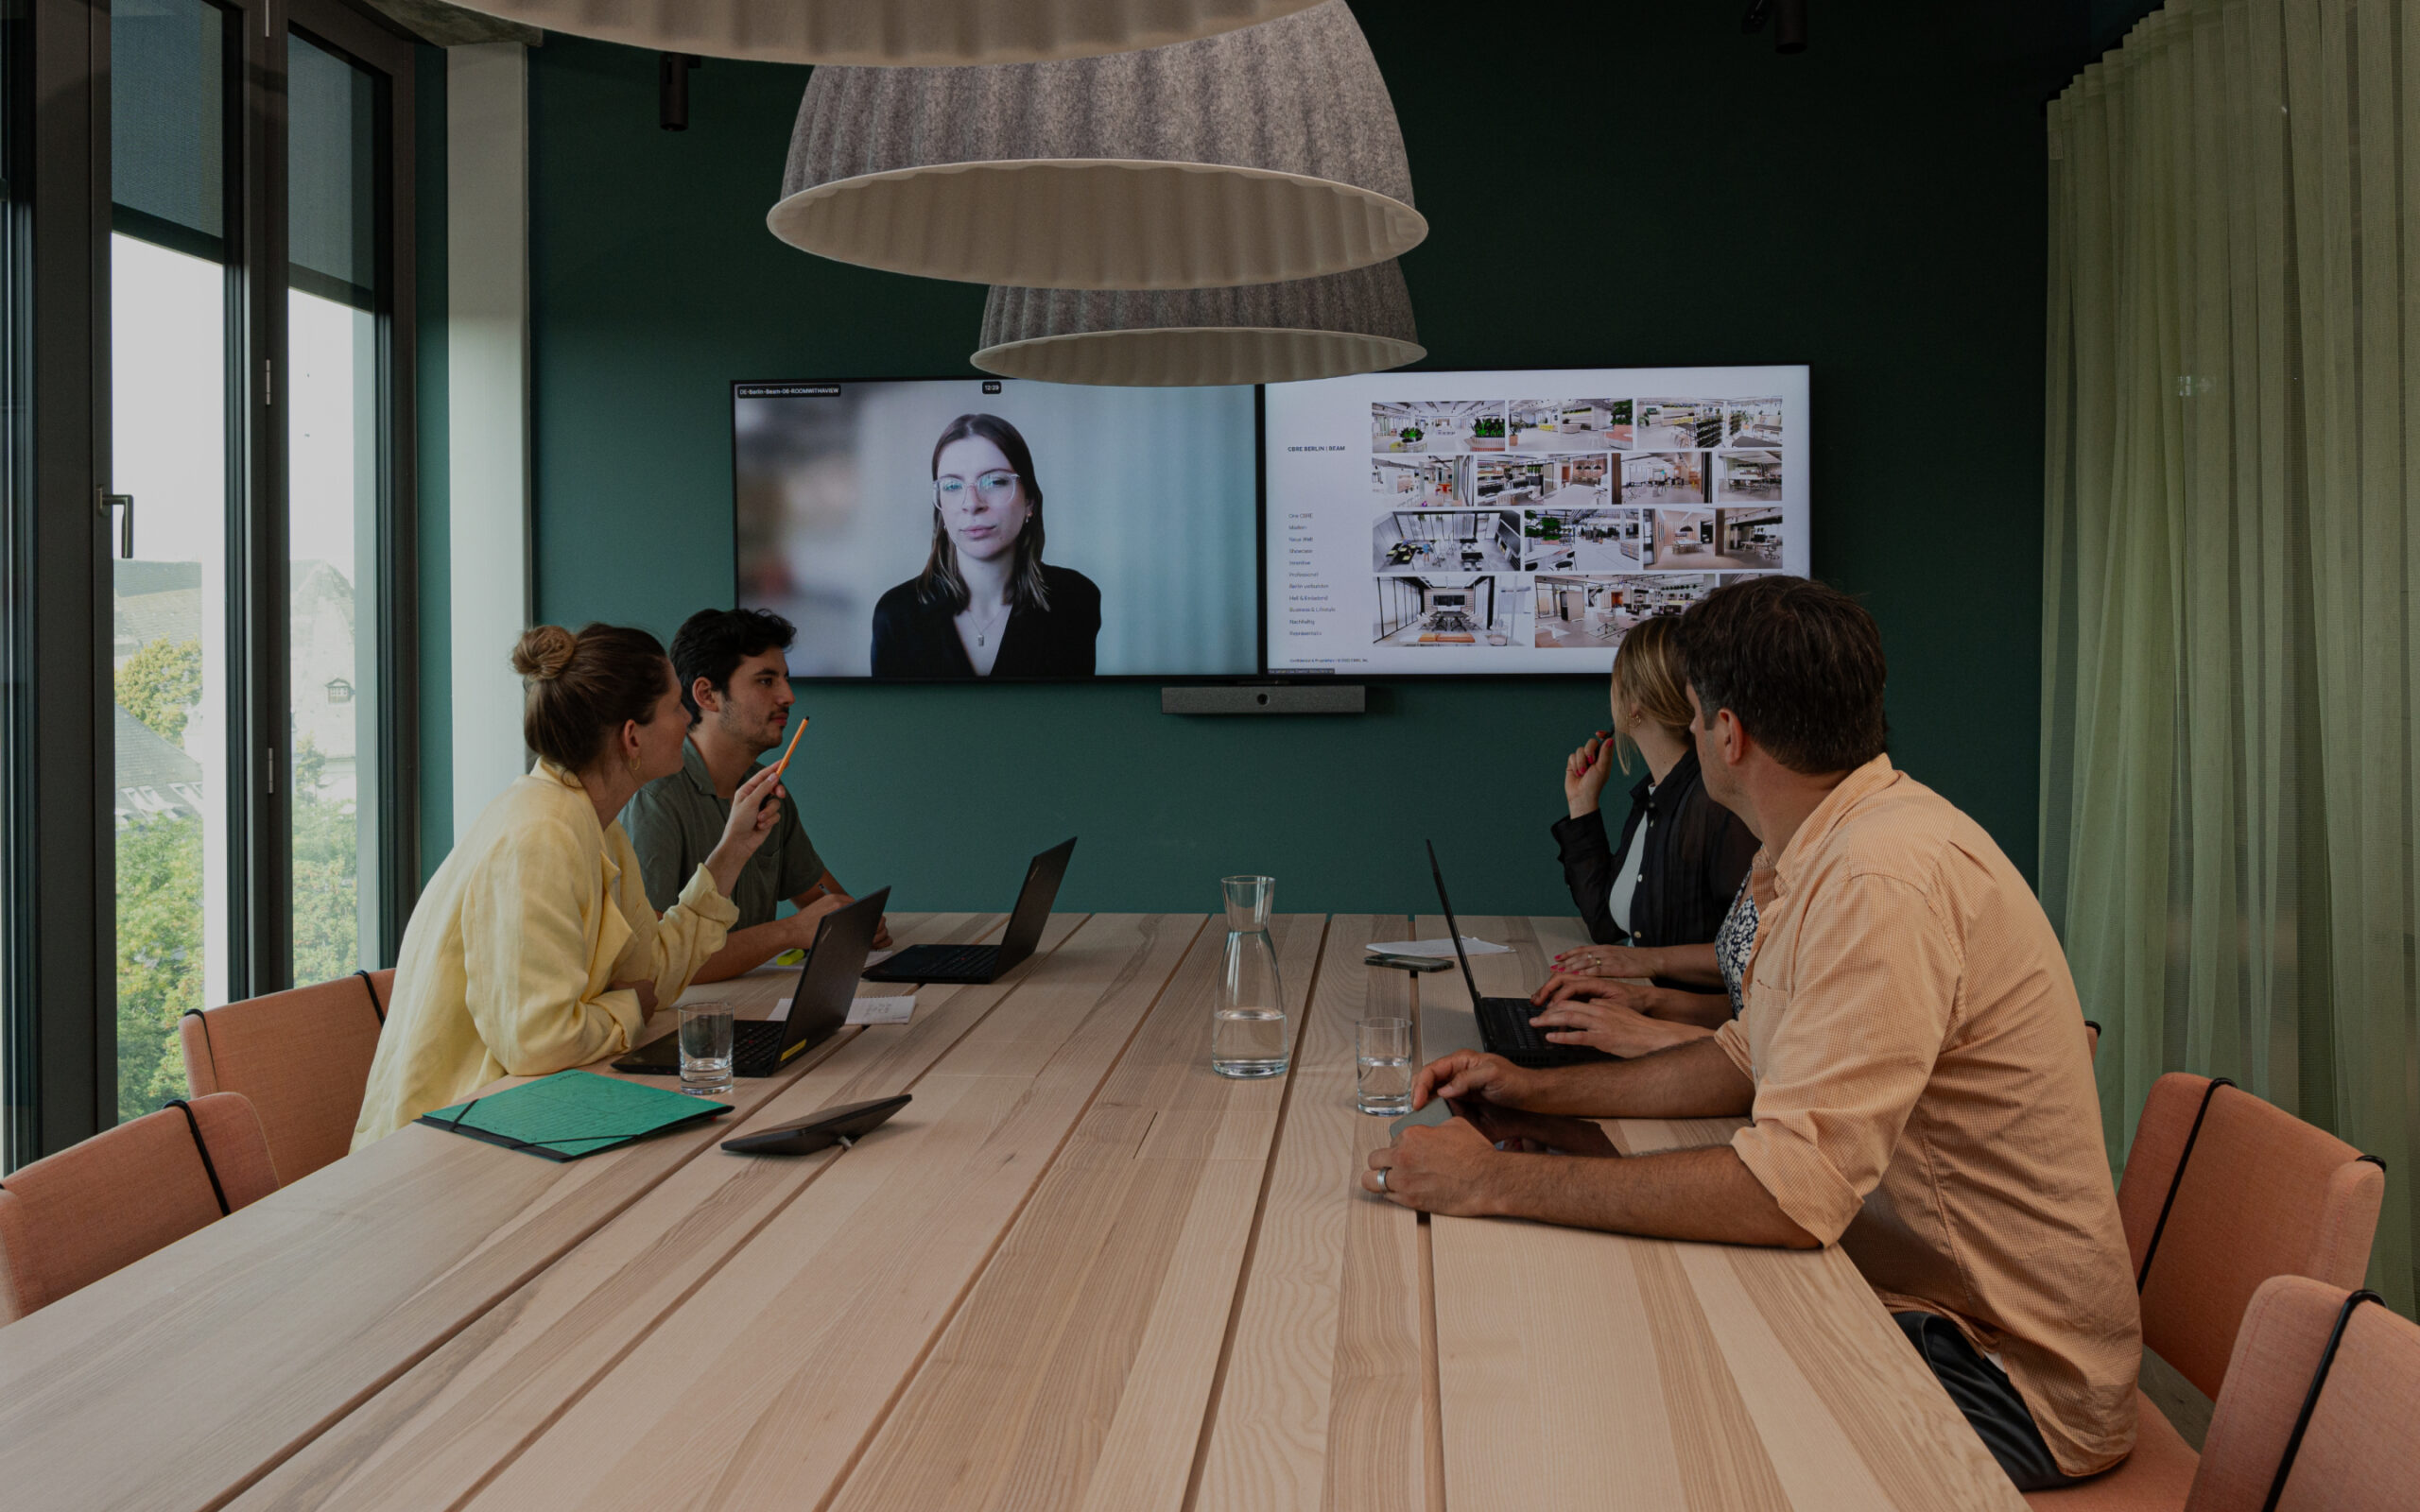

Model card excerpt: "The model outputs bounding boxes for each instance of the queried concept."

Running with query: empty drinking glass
[1357,1017,1413,1115]
[1212,875,1288,1078]
[678,1002,735,1096]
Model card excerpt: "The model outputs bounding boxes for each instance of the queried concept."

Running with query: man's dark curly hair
[1672,576,1887,775]
[670,607,796,722]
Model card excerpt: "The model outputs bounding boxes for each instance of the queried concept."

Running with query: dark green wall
[524,4,2054,916]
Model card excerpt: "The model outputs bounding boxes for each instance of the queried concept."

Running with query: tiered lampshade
[440,0,1325,65]
[769,0,1424,291]
[974,262,1424,386]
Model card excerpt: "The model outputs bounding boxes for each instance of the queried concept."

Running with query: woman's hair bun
[510,624,579,680]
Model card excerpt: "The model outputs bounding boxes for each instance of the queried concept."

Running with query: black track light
[1773,0,1806,53]
[659,53,700,131]
[1741,0,1806,53]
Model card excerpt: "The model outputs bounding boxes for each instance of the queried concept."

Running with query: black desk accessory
[722,1094,910,1156]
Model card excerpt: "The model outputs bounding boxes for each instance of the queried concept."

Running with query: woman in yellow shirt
[353,623,790,1147]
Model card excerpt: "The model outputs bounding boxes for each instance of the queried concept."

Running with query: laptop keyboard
[731,1018,786,1075]
[1475,995,1610,1068]
[884,943,998,978]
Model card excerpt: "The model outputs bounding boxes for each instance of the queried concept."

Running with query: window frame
[3,0,419,1166]
[299,0,422,971]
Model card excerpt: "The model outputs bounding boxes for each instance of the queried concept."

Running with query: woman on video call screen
[734,379,1254,679]
[870,413,1102,679]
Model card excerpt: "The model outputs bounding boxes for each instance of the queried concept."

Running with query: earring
[628,754,641,776]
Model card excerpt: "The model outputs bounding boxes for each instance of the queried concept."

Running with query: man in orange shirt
[1366,576,2138,1490]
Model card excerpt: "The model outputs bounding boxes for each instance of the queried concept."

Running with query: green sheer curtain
[2045,0,2418,1314]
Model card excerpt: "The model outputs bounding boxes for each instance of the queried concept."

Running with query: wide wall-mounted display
[735,367,1807,681]
[1266,366,1811,675]
[735,379,1260,679]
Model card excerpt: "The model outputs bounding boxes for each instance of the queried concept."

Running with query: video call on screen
[732,365,1808,680]
[735,380,1259,679]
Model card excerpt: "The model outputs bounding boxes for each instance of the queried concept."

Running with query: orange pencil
[771,713,810,780]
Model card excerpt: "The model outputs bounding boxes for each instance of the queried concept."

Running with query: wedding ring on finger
[1376,1166,1390,1194]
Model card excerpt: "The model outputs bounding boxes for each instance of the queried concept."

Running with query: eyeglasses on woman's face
[935,470,1020,507]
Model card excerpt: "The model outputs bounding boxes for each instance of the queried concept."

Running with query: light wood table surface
[2,911,2028,1512]
[1414,914,2026,1512]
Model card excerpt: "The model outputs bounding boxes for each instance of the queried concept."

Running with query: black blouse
[1550,747,1756,965]
[869,564,1102,679]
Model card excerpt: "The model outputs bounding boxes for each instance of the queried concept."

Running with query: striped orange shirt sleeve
[1715,868,1962,1244]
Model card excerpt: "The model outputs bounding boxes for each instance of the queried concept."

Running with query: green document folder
[417,1069,729,1160]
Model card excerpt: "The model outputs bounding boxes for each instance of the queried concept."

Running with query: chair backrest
[2119,1074,2384,1400]
[2187,1276,2420,1512]
[0,1092,276,1323]
[179,969,391,1184]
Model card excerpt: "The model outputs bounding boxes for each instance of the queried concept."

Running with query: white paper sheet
[769,994,917,1025]
[846,995,916,1025]
[1365,936,1511,958]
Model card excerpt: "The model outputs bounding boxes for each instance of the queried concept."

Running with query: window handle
[100,491,134,558]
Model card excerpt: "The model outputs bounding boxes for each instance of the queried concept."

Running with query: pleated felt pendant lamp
[439,0,1326,66]
[973,261,1424,386]
[769,0,1425,292]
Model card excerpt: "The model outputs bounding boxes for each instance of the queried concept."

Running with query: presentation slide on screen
[1264,366,1811,676]
[735,379,1259,679]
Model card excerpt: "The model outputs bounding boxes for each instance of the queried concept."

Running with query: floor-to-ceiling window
[63,0,417,1133]
[110,0,237,1118]
[285,31,387,990]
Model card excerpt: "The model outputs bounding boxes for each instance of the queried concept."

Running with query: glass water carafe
[1212,875,1288,1077]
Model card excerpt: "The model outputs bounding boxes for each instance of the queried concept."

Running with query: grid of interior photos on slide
[1368,394,1786,650]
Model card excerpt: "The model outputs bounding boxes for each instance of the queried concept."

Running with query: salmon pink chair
[180,968,391,1183]
[2187,1276,2420,1510]
[0,1092,277,1323]
[2024,1076,2385,1507]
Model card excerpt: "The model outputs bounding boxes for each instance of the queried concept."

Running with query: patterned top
[1715,877,1759,1018]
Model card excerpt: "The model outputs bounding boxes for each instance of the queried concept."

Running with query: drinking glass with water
[678,1002,735,1096]
[1357,1017,1413,1115]
[1212,875,1289,1078]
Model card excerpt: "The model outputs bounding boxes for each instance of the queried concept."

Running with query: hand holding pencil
[703,762,789,897]
[771,713,810,780]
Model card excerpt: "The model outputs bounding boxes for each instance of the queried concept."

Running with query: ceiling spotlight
[659,53,700,131]
[1774,0,1806,52]
[1741,0,1806,53]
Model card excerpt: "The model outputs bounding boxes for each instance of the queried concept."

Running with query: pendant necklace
[974,600,1011,648]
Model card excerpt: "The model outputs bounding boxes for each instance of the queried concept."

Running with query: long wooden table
[0,911,2026,1512]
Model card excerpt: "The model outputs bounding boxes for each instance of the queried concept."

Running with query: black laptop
[615,886,890,1078]
[863,838,1075,985]
[1426,841,1609,1070]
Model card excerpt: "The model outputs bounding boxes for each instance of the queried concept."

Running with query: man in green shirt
[624,608,890,983]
